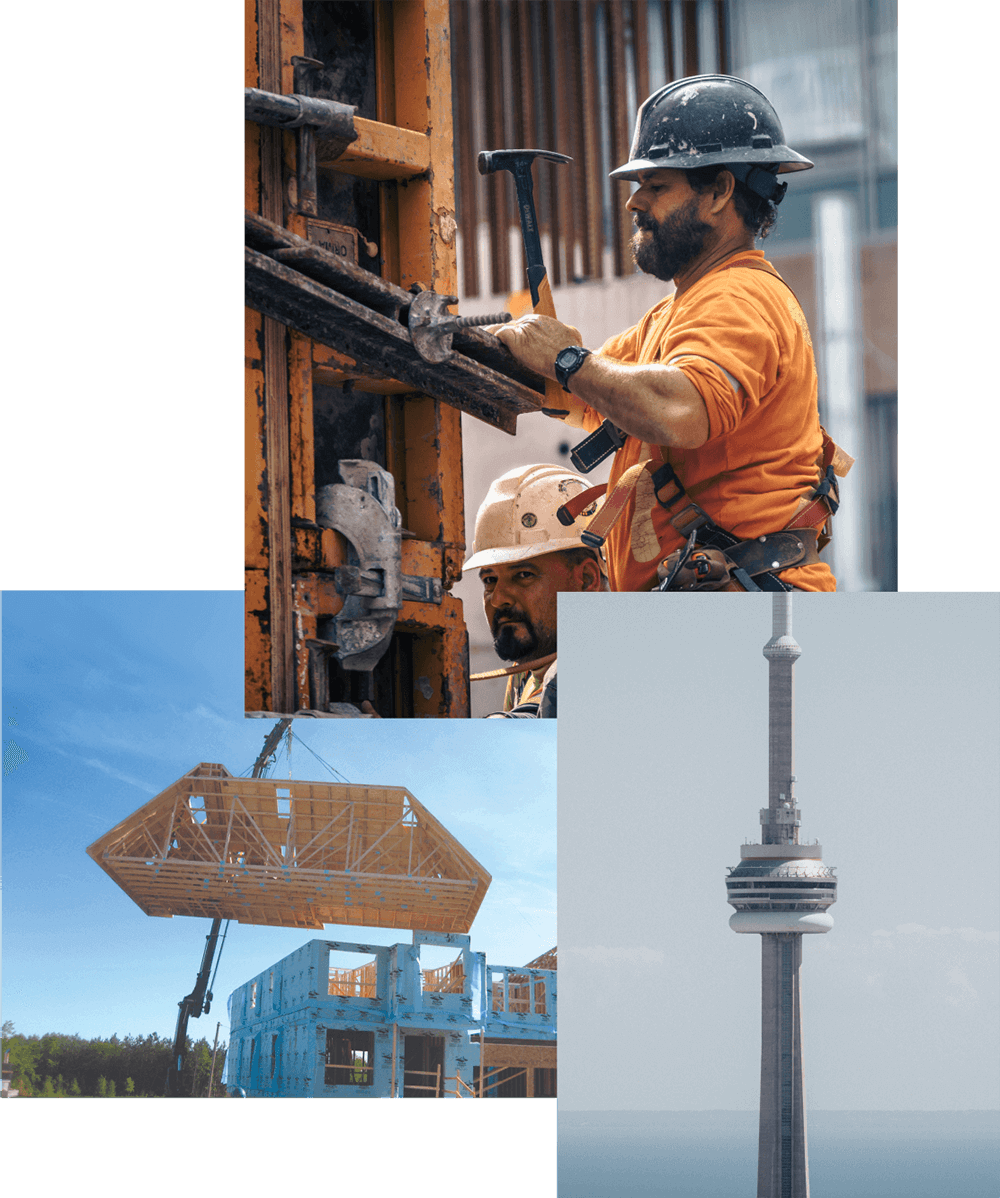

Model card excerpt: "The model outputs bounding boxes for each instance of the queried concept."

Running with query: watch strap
[555,346,591,392]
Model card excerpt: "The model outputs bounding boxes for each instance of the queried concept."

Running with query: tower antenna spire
[762,593,802,844]
[726,595,837,1197]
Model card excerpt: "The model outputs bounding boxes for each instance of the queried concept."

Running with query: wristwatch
[554,345,591,392]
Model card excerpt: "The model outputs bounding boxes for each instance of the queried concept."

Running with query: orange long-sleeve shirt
[581,250,836,592]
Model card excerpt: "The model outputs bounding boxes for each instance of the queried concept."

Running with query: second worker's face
[478,552,579,662]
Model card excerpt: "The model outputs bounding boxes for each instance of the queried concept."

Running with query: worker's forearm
[493,313,709,448]
[569,355,710,449]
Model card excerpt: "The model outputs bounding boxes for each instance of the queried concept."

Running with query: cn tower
[726,595,837,1198]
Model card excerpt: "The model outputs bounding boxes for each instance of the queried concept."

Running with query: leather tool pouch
[658,529,821,592]
[657,547,732,590]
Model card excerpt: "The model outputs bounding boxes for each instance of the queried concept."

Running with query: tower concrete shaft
[757,933,810,1198]
[762,592,802,845]
[726,595,833,1198]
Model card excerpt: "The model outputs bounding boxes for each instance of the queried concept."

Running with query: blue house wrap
[224,932,556,1097]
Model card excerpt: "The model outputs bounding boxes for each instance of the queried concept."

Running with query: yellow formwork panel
[87,764,491,933]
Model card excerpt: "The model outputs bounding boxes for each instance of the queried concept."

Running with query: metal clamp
[244,56,358,216]
[314,462,444,673]
[315,461,403,671]
[408,291,510,364]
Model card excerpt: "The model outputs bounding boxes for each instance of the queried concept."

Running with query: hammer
[477,148,571,321]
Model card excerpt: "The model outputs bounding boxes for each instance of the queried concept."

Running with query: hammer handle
[532,273,572,415]
[534,270,593,430]
[533,272,558,320]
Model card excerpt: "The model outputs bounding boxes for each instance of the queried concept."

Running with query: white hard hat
[462,464,605,572]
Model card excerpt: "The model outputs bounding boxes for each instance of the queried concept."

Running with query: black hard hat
[610,74,813,196]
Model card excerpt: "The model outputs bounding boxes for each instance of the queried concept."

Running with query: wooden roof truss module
[86,764,491,933]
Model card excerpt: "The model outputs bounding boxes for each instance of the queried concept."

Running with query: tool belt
[557,451,840,592]
[657,528,820,592]
[650,458,828,591]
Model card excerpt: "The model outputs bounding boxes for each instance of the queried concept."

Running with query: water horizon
[558,1109,999,1197]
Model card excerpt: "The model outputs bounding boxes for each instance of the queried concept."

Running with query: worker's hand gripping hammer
[478,148,591,423]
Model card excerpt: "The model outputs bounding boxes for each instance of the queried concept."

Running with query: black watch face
[556,348,579,371]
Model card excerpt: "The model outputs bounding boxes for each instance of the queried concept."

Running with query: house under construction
[86,756,555,1097]
[224,936,556,1097]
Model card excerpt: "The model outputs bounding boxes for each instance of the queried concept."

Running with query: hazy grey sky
[557,592,999,1111]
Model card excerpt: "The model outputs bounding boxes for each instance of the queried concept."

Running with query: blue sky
[2,591,555,1044]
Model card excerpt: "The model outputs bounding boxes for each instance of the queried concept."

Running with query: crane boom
[165,719,293,1096]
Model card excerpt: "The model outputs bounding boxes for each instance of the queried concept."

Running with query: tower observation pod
[726,594,836,1198]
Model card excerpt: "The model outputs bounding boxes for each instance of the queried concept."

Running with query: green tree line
[2,1021,227,1097]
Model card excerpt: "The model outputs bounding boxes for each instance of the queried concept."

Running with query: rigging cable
[288,729,351,784]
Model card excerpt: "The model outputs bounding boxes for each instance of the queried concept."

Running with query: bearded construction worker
[463,464,605,717]
[495,75,851,593]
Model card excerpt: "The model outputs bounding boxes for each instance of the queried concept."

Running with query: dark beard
[631,197,712,281]
[491,611,541,662]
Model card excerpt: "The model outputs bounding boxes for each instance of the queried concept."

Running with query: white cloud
[565,944,665,967]
[945,967,979,1007]
[26,740,159,794]
[187,704,234,728]
[78,756,158,794]
[875,924,999,944]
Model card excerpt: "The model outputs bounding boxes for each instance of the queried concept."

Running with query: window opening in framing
[419,945,467,995]
[421,953,465,995]
[490,969,546,1015]
[325,1029,374,1087]
[328,952,379,998]
[403,1034,444,1097]
[475,1064,528,1098]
